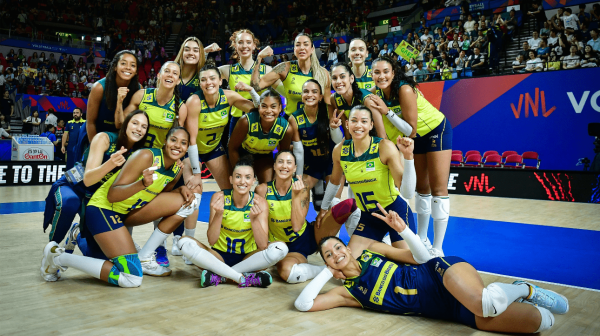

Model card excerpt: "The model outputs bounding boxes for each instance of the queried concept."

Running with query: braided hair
[372,55,418,103]
[157,61,182,127]
[331,62,363,104]
[105,50,140,111]
[303,79,330,154]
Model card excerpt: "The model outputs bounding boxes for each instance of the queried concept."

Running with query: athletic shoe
[182,255,193,265]
[141,254,172,277]
[171,235,182,256]
[421,237,433,250]
[41,242,64,281]
[382,234,392,245]
[512,280,569,315]
[133,241,142,253]
[199,270,226,288]
[239,271,272,288]
[429,248,445,258]
[155,245,170,267]
[63,223,80,254]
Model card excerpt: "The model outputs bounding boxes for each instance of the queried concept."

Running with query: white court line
[478,270,600,293]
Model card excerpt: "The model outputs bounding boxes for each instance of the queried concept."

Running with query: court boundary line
[478,270,600,293]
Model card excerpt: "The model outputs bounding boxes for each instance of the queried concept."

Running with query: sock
[139,228,168,260]
[534,306,555,333]
[287,263,326,283]
[184,228,196,238]
[153,219,161,230]
[179,239,243,282]
[415,193,431,241]
[493,283,531,303]
[231,242,288,273]
[55,253,105,279]
[127,226,134,236]
[432,196,450,250]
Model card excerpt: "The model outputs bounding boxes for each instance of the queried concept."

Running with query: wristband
[187,145,202,174]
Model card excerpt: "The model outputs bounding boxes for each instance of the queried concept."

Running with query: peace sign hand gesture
[371,203,407,233]
[330,109,344,129]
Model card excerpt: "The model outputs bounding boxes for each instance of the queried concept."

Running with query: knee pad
[312,187,324,211]
[287,264,306,284]
[345,208,361,237]
[264,242,288,265]
[108,254,143,288]
[482,283,509,317]
[178,237,199,258]
[431,196,449,221]
[415,193,432,215]
[534,305,555,333]
[176,200,198,218]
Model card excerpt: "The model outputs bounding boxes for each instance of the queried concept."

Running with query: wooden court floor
[0,182,599,335]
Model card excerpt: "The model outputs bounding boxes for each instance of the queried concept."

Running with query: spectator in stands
[405,58,417,77]
[469,22,480,41]
[0,114,11,139]
[581,45,598,67]
[30,52,39,68]
[556,34,571,56]
[464,14,476,33]
[588,29,600,52]
[34,72,46,90]
[528,1,547,32]
[592,4,600,22]
[440,60,453,80]
[40,125,59,156]
[506,9,518,35]
[471,30,486,50]
[573,34,585,51]
[512,54,527,73]
[537,39,550,61]
[455,50,467,76]
[420,28,433,43]
[66,56,75,72]
[578,4,591,25]
[528,31,542,50]
[467,46,486,76]
[548,30,559,48]
[48,53,56,66]
[461,35,471,55]
[6,50,16,62]
[87,65,97,81]
[479,15,489,29]
[425,53,438,80]
[413,61,429,82]
[77,58,86,73]
[525,50,544,72]
[1,91,13,120]
[86,48,95,67]
[518,41,532,59]
[320,37,330,63]
[23,111,42,135]
[379,43,390,57]
[563,45,581,69]
[540,21,551,37]
[26,72,36,87]
[562,8,579,34]
[546,51,561,70]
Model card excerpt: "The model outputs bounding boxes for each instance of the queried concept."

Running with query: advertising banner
[395,41,418,61]
[0,161,66,186]
[0,38,105,57]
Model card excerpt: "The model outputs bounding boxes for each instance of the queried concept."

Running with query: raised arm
[363,94,388,139]
[224,89,255,112]
[107,149,154,203]
[122,89,144,126]
[218,64,231,82]
[380,137,415,200]
[83,132,125,186]
[250,195,269,250]
[291,177,310,232]
[251,47,288,91]
[315,143,344,227]
[227,114,249,168]
[398,86,419,138]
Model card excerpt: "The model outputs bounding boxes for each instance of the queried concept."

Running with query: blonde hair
[294,34,329,93]
[229,29,260,61]
[174,37,206,75]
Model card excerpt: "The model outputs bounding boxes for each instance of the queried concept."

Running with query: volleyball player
[174,37,221,101]
[228,89,293,183]
[250,34,331,116]
[87,50,140,141]
[41,127,200,286]
[369,56,452,256]
[348,38,375,90]
[316,105,417,257]
[176,157,288,288]
[255,150,345,283]
[294,203,566,334]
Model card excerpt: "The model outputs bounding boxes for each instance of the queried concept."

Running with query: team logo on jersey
[221,110,228,118]
[224,195,232,206]
[244,213,250,222]
[274,125,283,135]
[344,280,354,289]
[369,143,379,154]
[220,95,227,104]
[366,161,375,172]
[371,257,382,267]
[268,140,277,146]
[165,111,175,122]
[366,69,372,78]
[144,93,153,102]
[203,114,208,122]
[365,83,372,89]
[341,146,350,156]
[233,65,239,72]
[291,64,298,73]
[251,123,259,133]
[267,186,274,195]
[153,156,162,167]
[360,252,372,262]
[392,107,402,115]
[164,178,172,187]
[335,96,343,107]
[297,116,306,125]
[201,100,208,110]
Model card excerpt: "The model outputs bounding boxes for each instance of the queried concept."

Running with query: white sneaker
[422,237,433,250]
[382,234,392,245]
[429,248,445,258]
[141,253,172,277]
[182,255,193,265]
[134,241,142,253]
[171,235,182,256]
[41,242,64,281]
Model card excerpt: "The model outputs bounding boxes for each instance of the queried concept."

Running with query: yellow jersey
[354,65,375,90]
[340,137,399,212]
[212,189,258,255]
[241,110,289,154]
[88,148,181,214]
[138,88,181,149]
[332,88,373,118]
[229,61,267,118]
[265,179,307,243]
[282,60,313,116]
[193,88,229,154]
[375,87,404,141]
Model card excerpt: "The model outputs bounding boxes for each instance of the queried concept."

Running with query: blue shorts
[304,155,333,180]
[414,118,452,155]
[199,143,226,163]
[417,256,477,328]
[287,222,318,258]
[238,147,274,162]
[354,196,416,243]
[85,206,127,236]
[214,249,247,267]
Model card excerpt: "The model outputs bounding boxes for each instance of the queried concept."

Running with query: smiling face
[236,32,256,58]
[183,40,201,66]
[294,35,314,61]
[126,113,149,144]
[331,65,354,95]
[349,39,367,65]
[116,53,137,82]
[301,81,322,108]
[230,165,255,195]
[274,152,296,180]
[158,63,181,90]
[320,238,352,270]
[164,129,189,161]
[258,96,281,123]
[347,108,373,140]
[199,68,222,95]
[372,59,394,90]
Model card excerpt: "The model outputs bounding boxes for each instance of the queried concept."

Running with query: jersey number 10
[226,237,246,254]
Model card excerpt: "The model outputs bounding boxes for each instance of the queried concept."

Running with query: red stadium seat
[501,151,518,163]
[153,61,161,73]
[504,154,522,168]
[465,150,480,158]
[67,82,75,93]
[77,82,85,92]
[450,154,463,167]
[464,154,482,167]
[522,151,540,169]
[483,150,499,159]
[452,150,463,157]
[483,154,502,167]
[144,61,152,75]
[26,85,36,94]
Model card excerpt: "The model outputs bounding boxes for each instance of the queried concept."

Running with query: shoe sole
[144,270,172,277]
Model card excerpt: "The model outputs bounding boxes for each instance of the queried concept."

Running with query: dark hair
[105,50,139,111]
[72,107,83,114]
[117,110,149,152]
[164,126,190,147]
[565,8,572,14]
[234,155,255,173]
[332,62,363,107]
[348,105,377,137]
[302,79,330,154]
[199,64,222,79]
[259,87,283,106]
[274,150,297,165]
[158,61,182,127]
[372,55,418,102]
[318,236,346,259]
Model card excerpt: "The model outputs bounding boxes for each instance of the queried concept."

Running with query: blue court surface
[3,191,599,291]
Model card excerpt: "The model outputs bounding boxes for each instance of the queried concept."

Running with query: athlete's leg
[474,303,549,333]
[206,155,233,189]
[427,149,452,252]
[414,153,432,244]
[47,185,81,244]
[254,156,274,184]
[177,236,244,283]
[277,252,325,283]
[314,208,344,243]
[231,241,288,273]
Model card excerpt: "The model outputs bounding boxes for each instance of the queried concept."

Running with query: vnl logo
[510,88,556,119]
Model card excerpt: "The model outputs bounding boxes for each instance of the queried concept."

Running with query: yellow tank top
[138,88,181,148]
[355,65,375,90]
[229,61,267,118]
[88,148,182,214]
[193,88,229,154]
[375,87,404,141]
[340,137,399,212]
[241,110,289,154]
[412,87,445,137]
[333,88,373,118]
[265,179,307,243]
[213,189,258,255]
[282,60,313,116]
